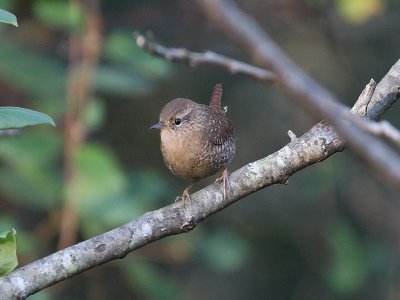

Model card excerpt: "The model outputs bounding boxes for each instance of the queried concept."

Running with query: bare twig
[367,62,400,120]
[350,79,376,116]
[134,32,277,83]
[347,80,400,146]
[287,130,297,142]
[348,119,400,148]
[198,0,400,188]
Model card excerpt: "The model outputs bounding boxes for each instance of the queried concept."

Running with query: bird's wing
[211,115,235,146]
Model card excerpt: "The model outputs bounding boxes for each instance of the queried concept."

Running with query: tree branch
[198,0,400,188]
[0,57,398,299]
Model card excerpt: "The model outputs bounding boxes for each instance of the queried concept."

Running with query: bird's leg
[215,167,230,199]
[176,183,194,203]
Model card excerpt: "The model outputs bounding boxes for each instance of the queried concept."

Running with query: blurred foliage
[0,43,67,117]
[0,130,62,210]
[0,0,400,299]
[0,229,18,275]
[122,258,182,300]
[335,0,386,24]
[33,0,83,31]
[198,229,250,273]
[324,218,368,296]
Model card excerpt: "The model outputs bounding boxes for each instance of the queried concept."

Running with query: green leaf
[122,259,181,300]
[199,229,250,272]
[0,8,17,27]
[104,31,171,78]
[0,107,55,129]
[94,66,152,96]
[0,130,63,210]
[0,44,67,118]
[0,229,18,275]
[325,219,368,295]
[33,0,83,31]
[67,143,127,236]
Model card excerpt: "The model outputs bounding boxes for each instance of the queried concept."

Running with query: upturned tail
[209,83,223,110]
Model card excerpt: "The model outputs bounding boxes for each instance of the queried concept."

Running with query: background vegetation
[1,0,400,299]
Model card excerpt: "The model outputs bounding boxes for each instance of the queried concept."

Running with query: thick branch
[198,0,400,187]
[0,125,341,299]
[0,58,398,299]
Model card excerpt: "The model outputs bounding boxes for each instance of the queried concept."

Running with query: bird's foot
[215,168,230,199]
[175,183,193,204]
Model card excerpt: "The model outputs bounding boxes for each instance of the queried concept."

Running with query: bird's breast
[160,129,202,180]
[159,126,234,181]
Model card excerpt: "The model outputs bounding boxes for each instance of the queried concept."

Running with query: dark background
[1,0,400,299]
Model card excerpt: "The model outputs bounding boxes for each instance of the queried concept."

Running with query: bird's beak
[149,122,164,129]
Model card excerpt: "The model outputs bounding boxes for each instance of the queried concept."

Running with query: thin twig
[349,118,400,148]
[347,79,400,146]
[350,79,376,116]
[134,32,277,83]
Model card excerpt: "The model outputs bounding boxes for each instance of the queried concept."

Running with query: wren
[150,83,236,202]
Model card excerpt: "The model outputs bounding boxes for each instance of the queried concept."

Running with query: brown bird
[150,83,236,202]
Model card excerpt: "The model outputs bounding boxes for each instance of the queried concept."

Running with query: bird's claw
[176,184,193,204]
[215,168,230,199]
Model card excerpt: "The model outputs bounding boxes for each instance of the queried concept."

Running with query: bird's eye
[174,118,182,126]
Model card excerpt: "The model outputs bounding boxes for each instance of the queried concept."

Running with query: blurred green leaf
[68,143,128,236]
[0,44,66,117]
[82,99,105,131]
[0,8,17,27]
[0,130,61,168]
[0,217,42,259]
[122,259,181,300]
[72,143,168,237]
[94,66,153,96]
[68,143,127,205]
[325,219,368,295]
[33,0,83,31]
[0,229,18,275]
[14,231,42,258]
[0,168,62,210]
[0,131,63,210]
[0,216,16,231]
[0,1,12,11]
[104,31,172,78]
[0,107,55,129]
[199,229,250,273]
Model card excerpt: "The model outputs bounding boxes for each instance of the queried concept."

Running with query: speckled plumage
[151,83,236,200]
